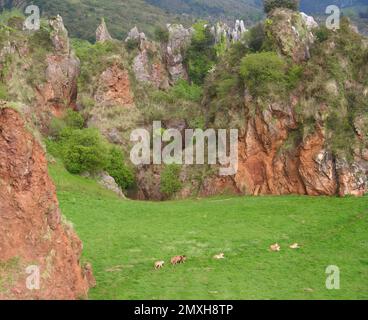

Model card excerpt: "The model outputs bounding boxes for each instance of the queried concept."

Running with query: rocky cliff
[0,106,93,299]
[205,9,368,197]
[0,9,366,201]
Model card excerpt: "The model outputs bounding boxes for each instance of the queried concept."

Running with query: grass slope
[50,162,368,300]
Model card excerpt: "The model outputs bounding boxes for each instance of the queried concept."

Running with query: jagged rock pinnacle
[96,18,113,43]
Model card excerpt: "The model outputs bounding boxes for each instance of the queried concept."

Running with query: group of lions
[154,253,224,270]
[154,255,187,270]
[154,243,301,270]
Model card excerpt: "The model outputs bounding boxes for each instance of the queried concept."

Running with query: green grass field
[49,162,368,300]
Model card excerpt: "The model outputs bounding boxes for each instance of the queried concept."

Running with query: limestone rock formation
[300,12,319,30]
[166,24,192,83]
[37,15,80,116]
[87,64,141,147]
[129,27,169,89]
[211,20,248,45]
[97,172,126,198]
[125,26,146,43]
[265,9,316,62]
[0,107,92,299]
[96,18,113,43]
[49,15,70,55]
[205,11,368,198]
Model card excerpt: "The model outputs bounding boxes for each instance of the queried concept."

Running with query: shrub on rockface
[154,26,169,43]
[49,109,84,138]
[185,21,217,85]
[106,146,135,190]
[244,23,266,52]
[160,165,182,198]
[264,0,299,14]
[240,52,287,96]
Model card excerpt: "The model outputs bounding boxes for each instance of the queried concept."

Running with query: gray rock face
[97,172,126,198]
[211,20,248,45]
[96,18,113,43]
[166,24,193,83]
[129,26,170,89]
[300,12,319,30]
[125,26,146,43]
[265,9,316,63]
[49,15,70,55]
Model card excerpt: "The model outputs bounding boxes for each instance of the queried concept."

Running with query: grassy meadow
[49,162,368,300]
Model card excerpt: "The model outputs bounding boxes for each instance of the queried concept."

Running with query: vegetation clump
[264,0,299,14]
[47,110,135,191]
[160,164,182,198]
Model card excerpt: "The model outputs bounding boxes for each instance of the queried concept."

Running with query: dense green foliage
[50,162,368,299]
[153,79,203,103]
[106,147,135,191]
[240,52,287,96]
[160,164,183,198]
[185,21,217,85]
[47,111,135,191]
[264,0,299,14]
[58,128,109,175]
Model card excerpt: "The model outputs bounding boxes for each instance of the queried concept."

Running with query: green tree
[264,0,299,14]
[59,128,109,175]
[106,146,135,190]
[185,21,217,85]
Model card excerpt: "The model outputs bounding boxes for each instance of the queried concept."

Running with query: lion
[171,255,187,265]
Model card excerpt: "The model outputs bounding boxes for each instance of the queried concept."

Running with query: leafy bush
[64,109,85,129]
[59,128,109,175]
[151,79,203,104]
[106,146,135,190]
[49,110,84,138]
[240,52,287,96]
[264,0,299,14]
[169,80,203,102]
[154,26,169,43]
[185,21,217,85]
[245,23,266,52]
[125,38,140,51]
[314,26,330,43]
[160,165,182,197]
[47,111,135,190]
[286,64,303,90]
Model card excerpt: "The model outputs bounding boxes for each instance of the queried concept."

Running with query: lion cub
[270,243,281,252]
[213,253,225,259]
[154,261,165,270]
